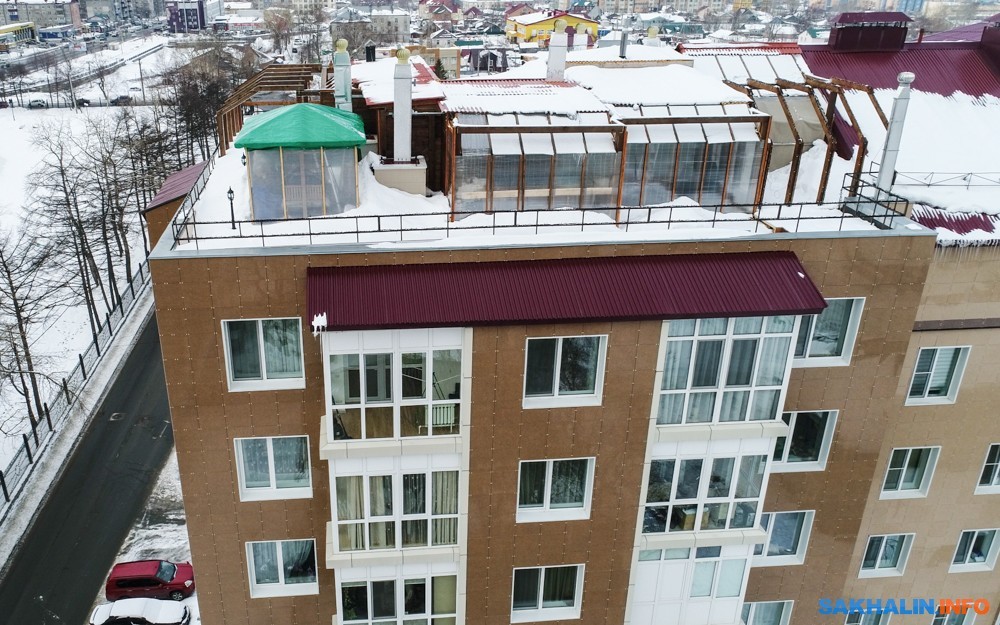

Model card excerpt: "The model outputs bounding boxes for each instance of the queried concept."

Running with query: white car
[90,598,191,625]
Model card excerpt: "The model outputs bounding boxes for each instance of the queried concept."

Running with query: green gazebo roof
[234,103,367,150]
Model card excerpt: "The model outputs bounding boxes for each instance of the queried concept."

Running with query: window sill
[792,356,851,369]
[878,489,928,501]
[974,486,1000,496]
[639,527,767,550]
[948,563,994,574]
[239,486,312,502]
[522,394,603,410]
[511,606,582,623]
[752,554,805,567]
[517,507,591,524]
[771,460,828,474]
[858,568,904,579]
[227,377,305,393]
[654,420,787,443]
[904,396,957,407]
[249,581,318,598]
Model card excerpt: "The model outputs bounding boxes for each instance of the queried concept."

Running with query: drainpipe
[618,16,629,59]
[334,38,352,112]
[547,19,568,80]
[393,47,412,162]
[876,72,915,191]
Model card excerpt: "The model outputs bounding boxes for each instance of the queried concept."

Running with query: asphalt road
[0,317,172,625]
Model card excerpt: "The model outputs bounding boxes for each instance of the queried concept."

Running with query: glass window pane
[657,394,686,425]
[664,548,690,559]
[432,471,459,515]
[550,460,588,508]
[403,474,427,515]
[708,457,734,498]
[953,531,972,564]
[928,347,961,397]
[525,339,557,396]
[726,339,758,386]
[372,580,397,618]
[701,502,729,530]
[767,315,795,333]
[638,550,661,561]
[643,506,668,533]
[272,437,309,488]
[971,530,995,563]
[699,318,728,335]
[662,341,693,390]
[239,439,270,489]
[433,350,462,400]
[261,319,302,379]
[755,337,791,386]
[365,354,393,403]
[512,569,540,610]
[901,448,929,489]
[251,542,279,584]
[227,320,261,380]
[432,576,457,614]
[736,456,766,498]
[692,341,724,387]
[690,561,716,597]
[671,504,698,531]
[541,566,578,608]
[879,535,903,568]
[432,518,458,546]
[788,412,828,463]
[734,317,763,334]
[369,521,396,549]
[646,459,674,503]
[338,523,365,551]
[749,390,781,421]
[668,319,696,337]
[405,579,427,615]
[519,462,547,507]
[402,353,426,399]
[559,337,601,395]
[402,520,428,547]
[677,459,703,499]
[730,501,757,528]
[281,540,316,584]
[719,391,750,422]
[342,583,369,621]
[323,147,358,214]
[794,316,813,358]
[282,149,324,218]
[768,513,805,556]
[369,475,393,516]
[336,476,364,520]
[717,559,745,597]
[809,299,854,358]
[687,392,716,423]
[330,354,361,405]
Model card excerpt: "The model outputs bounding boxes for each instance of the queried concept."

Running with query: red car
[105,560,195,601]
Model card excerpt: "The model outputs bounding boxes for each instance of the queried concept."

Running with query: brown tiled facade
[152,230,953,625]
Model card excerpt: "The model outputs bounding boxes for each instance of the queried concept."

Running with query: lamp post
[227,187,235,229]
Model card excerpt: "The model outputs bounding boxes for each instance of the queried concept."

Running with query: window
[334,470,459,552]
[657,316,796,425]
[246,539,318,598]
[643,454,767,533]
[235,436,311,501]
[327,330,463,440]
[950,529,999,572]
[688,546,746,598]
[906,346,970,405]
[975,444,1000,495]
[511,565,584,623]
[753,511,814,566]
[794,298,864,367]
[932,613,975,625]
[517,458,594,522]
[846,615,890,625]
[340,575,457,625]
[879,447,939,499]
[859,534,913,577]
[223,318,304,391]
[772,411,837,472]
[741,601,793,625]
[524,336,606,408]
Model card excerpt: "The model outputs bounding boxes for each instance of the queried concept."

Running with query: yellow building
[505,11,598,45]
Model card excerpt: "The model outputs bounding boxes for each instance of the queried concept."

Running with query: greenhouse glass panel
[282,149,325,218]
[249,149,284,220]
[323,148,358,215]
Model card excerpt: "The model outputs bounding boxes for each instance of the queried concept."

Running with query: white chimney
[393,47,412,162]
[644,26,661,46]
[876,72,915,191]
[333,38,352,112]
[547,19,568,81]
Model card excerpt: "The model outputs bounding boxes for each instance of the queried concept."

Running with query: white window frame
[222,317,305,392]
[655,316,798,426]
[741,600,794,625]
[793,297,865,368]
[337,574,458,625]
[949,528,1000,573]
[905,346,970,406]
[516,457,595,523]
[510,564,585,623]
[234,435,312,502]
[846,615,891,625]
[975,444,1000,495]
[932,612,976,625]
[879,446,940,500]
[245,538,318,598]
[753,511,814,567]
[522,335,607,409]
[771,411,837,473]
[858,533,914,578]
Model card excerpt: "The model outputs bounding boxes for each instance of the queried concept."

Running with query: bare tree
[264,8,296,54]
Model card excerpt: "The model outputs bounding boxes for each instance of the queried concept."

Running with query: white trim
[522,335,607,410]
[234,435,312,502]
[974,443,1000,496]
[904,345,971,406]
[516,457,595,523]
[949,528,1000,573]
[771,411,838,473]
[752,510,814,567]
[246,538,319,598]
[857,533,914,578]
[222,317,306,392]
[792,297,865,368]
[510,564,585,623]
[878,446,940,500]
[742,600,794,625]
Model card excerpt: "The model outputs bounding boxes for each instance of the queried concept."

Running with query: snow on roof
[371,7,409,14]
[638,12,687,22]
[910,205,1000,247]
[565,64,751,106]
[438,80,609,114]
[353,56,445,106]
[566,44,690,62]
[509,11,596,25]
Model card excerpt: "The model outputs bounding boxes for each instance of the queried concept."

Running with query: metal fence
[0,261,152,526]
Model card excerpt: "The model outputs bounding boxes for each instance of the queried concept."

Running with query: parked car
[110,95,133,106]
[76,97,91,107]
[0,100,8,109]
[90,598,191,625]
[27,99,47,109]
[105,560,195,601]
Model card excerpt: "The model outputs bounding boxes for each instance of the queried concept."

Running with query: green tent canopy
[234,103,367,150]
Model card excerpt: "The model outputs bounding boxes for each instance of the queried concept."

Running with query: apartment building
[147,26,1000,625]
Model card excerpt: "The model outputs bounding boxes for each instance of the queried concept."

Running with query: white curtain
[280,540,316,584]
[239,439,270,488]
[432,471,458,545]
[226,321,261,380]
[336,476,365,550]
[549,460,587,508]
[261,319,302,379]
[272,437,308,489]
[251,542,278,584]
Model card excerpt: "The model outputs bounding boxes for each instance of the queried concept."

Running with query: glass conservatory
[234,103,367,220]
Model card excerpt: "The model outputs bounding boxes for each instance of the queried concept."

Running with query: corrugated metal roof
[833,12,912,24]
[800,43,1000,97]
[307,252,826,330]
[911,205,998,235]
[145,162,207,212]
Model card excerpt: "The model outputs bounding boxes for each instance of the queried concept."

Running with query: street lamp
[227,187,235,229]
[241,151,247,166]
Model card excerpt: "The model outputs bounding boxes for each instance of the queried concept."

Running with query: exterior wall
[151,231,936,625]
[143,197,183,250]
[0,2,76,29]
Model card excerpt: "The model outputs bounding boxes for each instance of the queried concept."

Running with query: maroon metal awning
[307,251,826,331]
